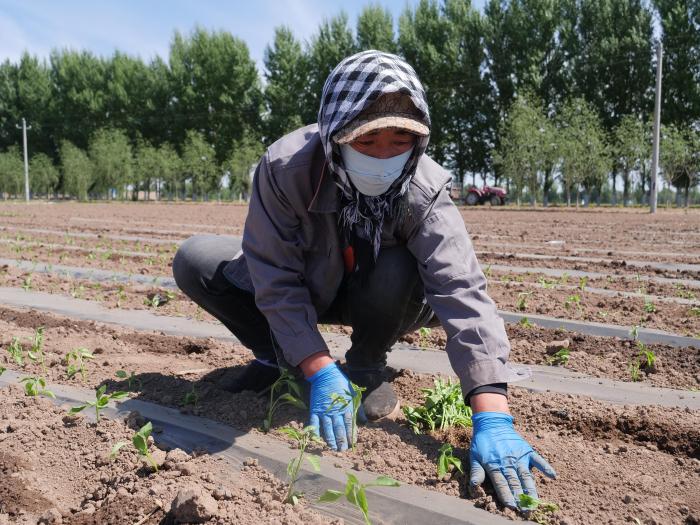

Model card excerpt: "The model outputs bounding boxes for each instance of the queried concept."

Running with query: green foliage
[564,294,582,311]
[515,292,531,311]
[325,382,366,451]
[27,327,47,374]
[547,347,570,366]
[69,384,128,423]
[6,337,24,366]
[643,298,657,313]
[418,326,432,347]
[88,128,133,199]
[319,472,400,525]
[518,317,535,329]
[262,369,307,433]
[60,140,93,200]
[403,378,472,434]
[29,153,59,197]
[115,369,142,391]
[660,124,700,206]
[0,146,24,196]
[180,130,219,199]
[518,493,559,523]
[356,4,395,52]
[280,425,324,504]
[182,384,199,407]
[19,376,55,398]
[112,421,160,472]
[437,443,463,479]
[65,347,94,382]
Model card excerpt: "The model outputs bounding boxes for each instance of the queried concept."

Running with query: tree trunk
[685,182,690,208]
[611,171,617,205]
[622,170,630,207]
[566,185,571,206]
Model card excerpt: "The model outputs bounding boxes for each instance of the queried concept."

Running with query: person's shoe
[348,369,400,421]
[218,359,280,394]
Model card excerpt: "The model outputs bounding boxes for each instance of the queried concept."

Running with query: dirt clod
[170,487,218,523]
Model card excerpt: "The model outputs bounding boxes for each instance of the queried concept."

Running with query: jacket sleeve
[406,188,523,396]
[242,153,328,366]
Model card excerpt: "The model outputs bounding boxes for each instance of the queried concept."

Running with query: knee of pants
[172,235,208,295]
[351,246,421,312]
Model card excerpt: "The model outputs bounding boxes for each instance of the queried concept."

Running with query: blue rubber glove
[306,362,354,451]
[469,412,556,509]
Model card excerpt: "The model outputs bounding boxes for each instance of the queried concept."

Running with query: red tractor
[463,186,507,206]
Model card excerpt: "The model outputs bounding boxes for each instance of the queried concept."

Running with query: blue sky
[1,0,487,72]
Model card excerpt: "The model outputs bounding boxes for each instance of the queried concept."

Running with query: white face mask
[340,144,414,196]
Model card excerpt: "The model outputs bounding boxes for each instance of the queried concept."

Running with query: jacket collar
[308,149,339,214]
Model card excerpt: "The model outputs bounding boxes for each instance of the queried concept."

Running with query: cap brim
[334,116,429,145]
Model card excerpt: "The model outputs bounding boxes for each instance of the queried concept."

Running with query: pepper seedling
[546,347,570,366]
[279,425,324,504]
[262,369,307,433]
[437,443,463,479]
[518,493,559,524]
[115,369,142,391]
[403,378,472,434]
[326,381,366,450]
[518,317,535,328]
[69,384,128,423]
[19,376,55,398]
[111,421,160,472]
[515,292,531,311]
[182,384,199,407]
[65,347,94,382]
[6,337,24,366]
[27,327,47,374]
[319,472,400,525]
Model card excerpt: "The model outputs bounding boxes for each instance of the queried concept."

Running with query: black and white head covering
[317,50,431,274]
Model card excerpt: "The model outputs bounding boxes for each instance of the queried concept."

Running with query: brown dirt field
[0,306,698,525]
[2,201,700,524]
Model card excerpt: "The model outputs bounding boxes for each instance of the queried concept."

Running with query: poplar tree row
[0,0,698,203]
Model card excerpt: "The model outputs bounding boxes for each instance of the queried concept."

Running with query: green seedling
[65,347,94,382]
[280,425,324,504]
[483,264,492,278]
[518,494,559,524]
[325,382,366,451]
[21,275,32,291]
[564,294,581,311]
[27,327,47,374]
[558,272,570,285]
[515,292,531,312]
[418,326,432,347]
[537,277,556,289]
[546,347,570,366]
[0,366,5,376]
[70,284,85,299]
[597,311,609,319]
[674,284,696,300]
[182,384,199,407]
[112,421,160,472]
[629,359,641,382]
[262,369,307,433]
[115,285,127,308]
[319,473,400,525]
[403,378,472,434]
[518,317,535,328]
[636,341,656,372]
[643,298,656,313]
[19,376,55,398]
[115,369,142,390]
[578,276,588,290]
[629,325,640,340]
[69,384,128,423]
[437,443,463,479]
[6,337,24,366]
[690,307,700,317]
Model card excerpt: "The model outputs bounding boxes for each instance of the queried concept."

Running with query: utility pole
[650,41,663,214]
[15,118,32,202]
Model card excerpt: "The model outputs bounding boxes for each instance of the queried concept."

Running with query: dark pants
[172,235,436,372]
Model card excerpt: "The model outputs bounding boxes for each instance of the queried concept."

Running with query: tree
[223,134,262,201]
[660,124,700,207]
[612,115,650,206]
[168,27,263,162]
[88,128,133,199]
[263,27,307,143]
[654,0,700,127]
[181,130,218,200]
[556,97,609,206]
[356,4,396,52]
[0,146,23,198]
[60,141,92,200]
[155,143,182,200]
[494,94,554,205]
[302,13,356,125]
[29,153,59,198]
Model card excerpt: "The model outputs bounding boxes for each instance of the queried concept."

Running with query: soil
[2,201,700,525]
[0,384,335,525]
[0,308,698,525]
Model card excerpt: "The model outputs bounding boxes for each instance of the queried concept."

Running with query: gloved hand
[306,362,354,451]
[469,412,556,509]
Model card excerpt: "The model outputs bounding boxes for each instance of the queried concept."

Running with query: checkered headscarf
[317,50,431,268]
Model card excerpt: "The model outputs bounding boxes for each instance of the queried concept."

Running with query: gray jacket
[224,124,523,394]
